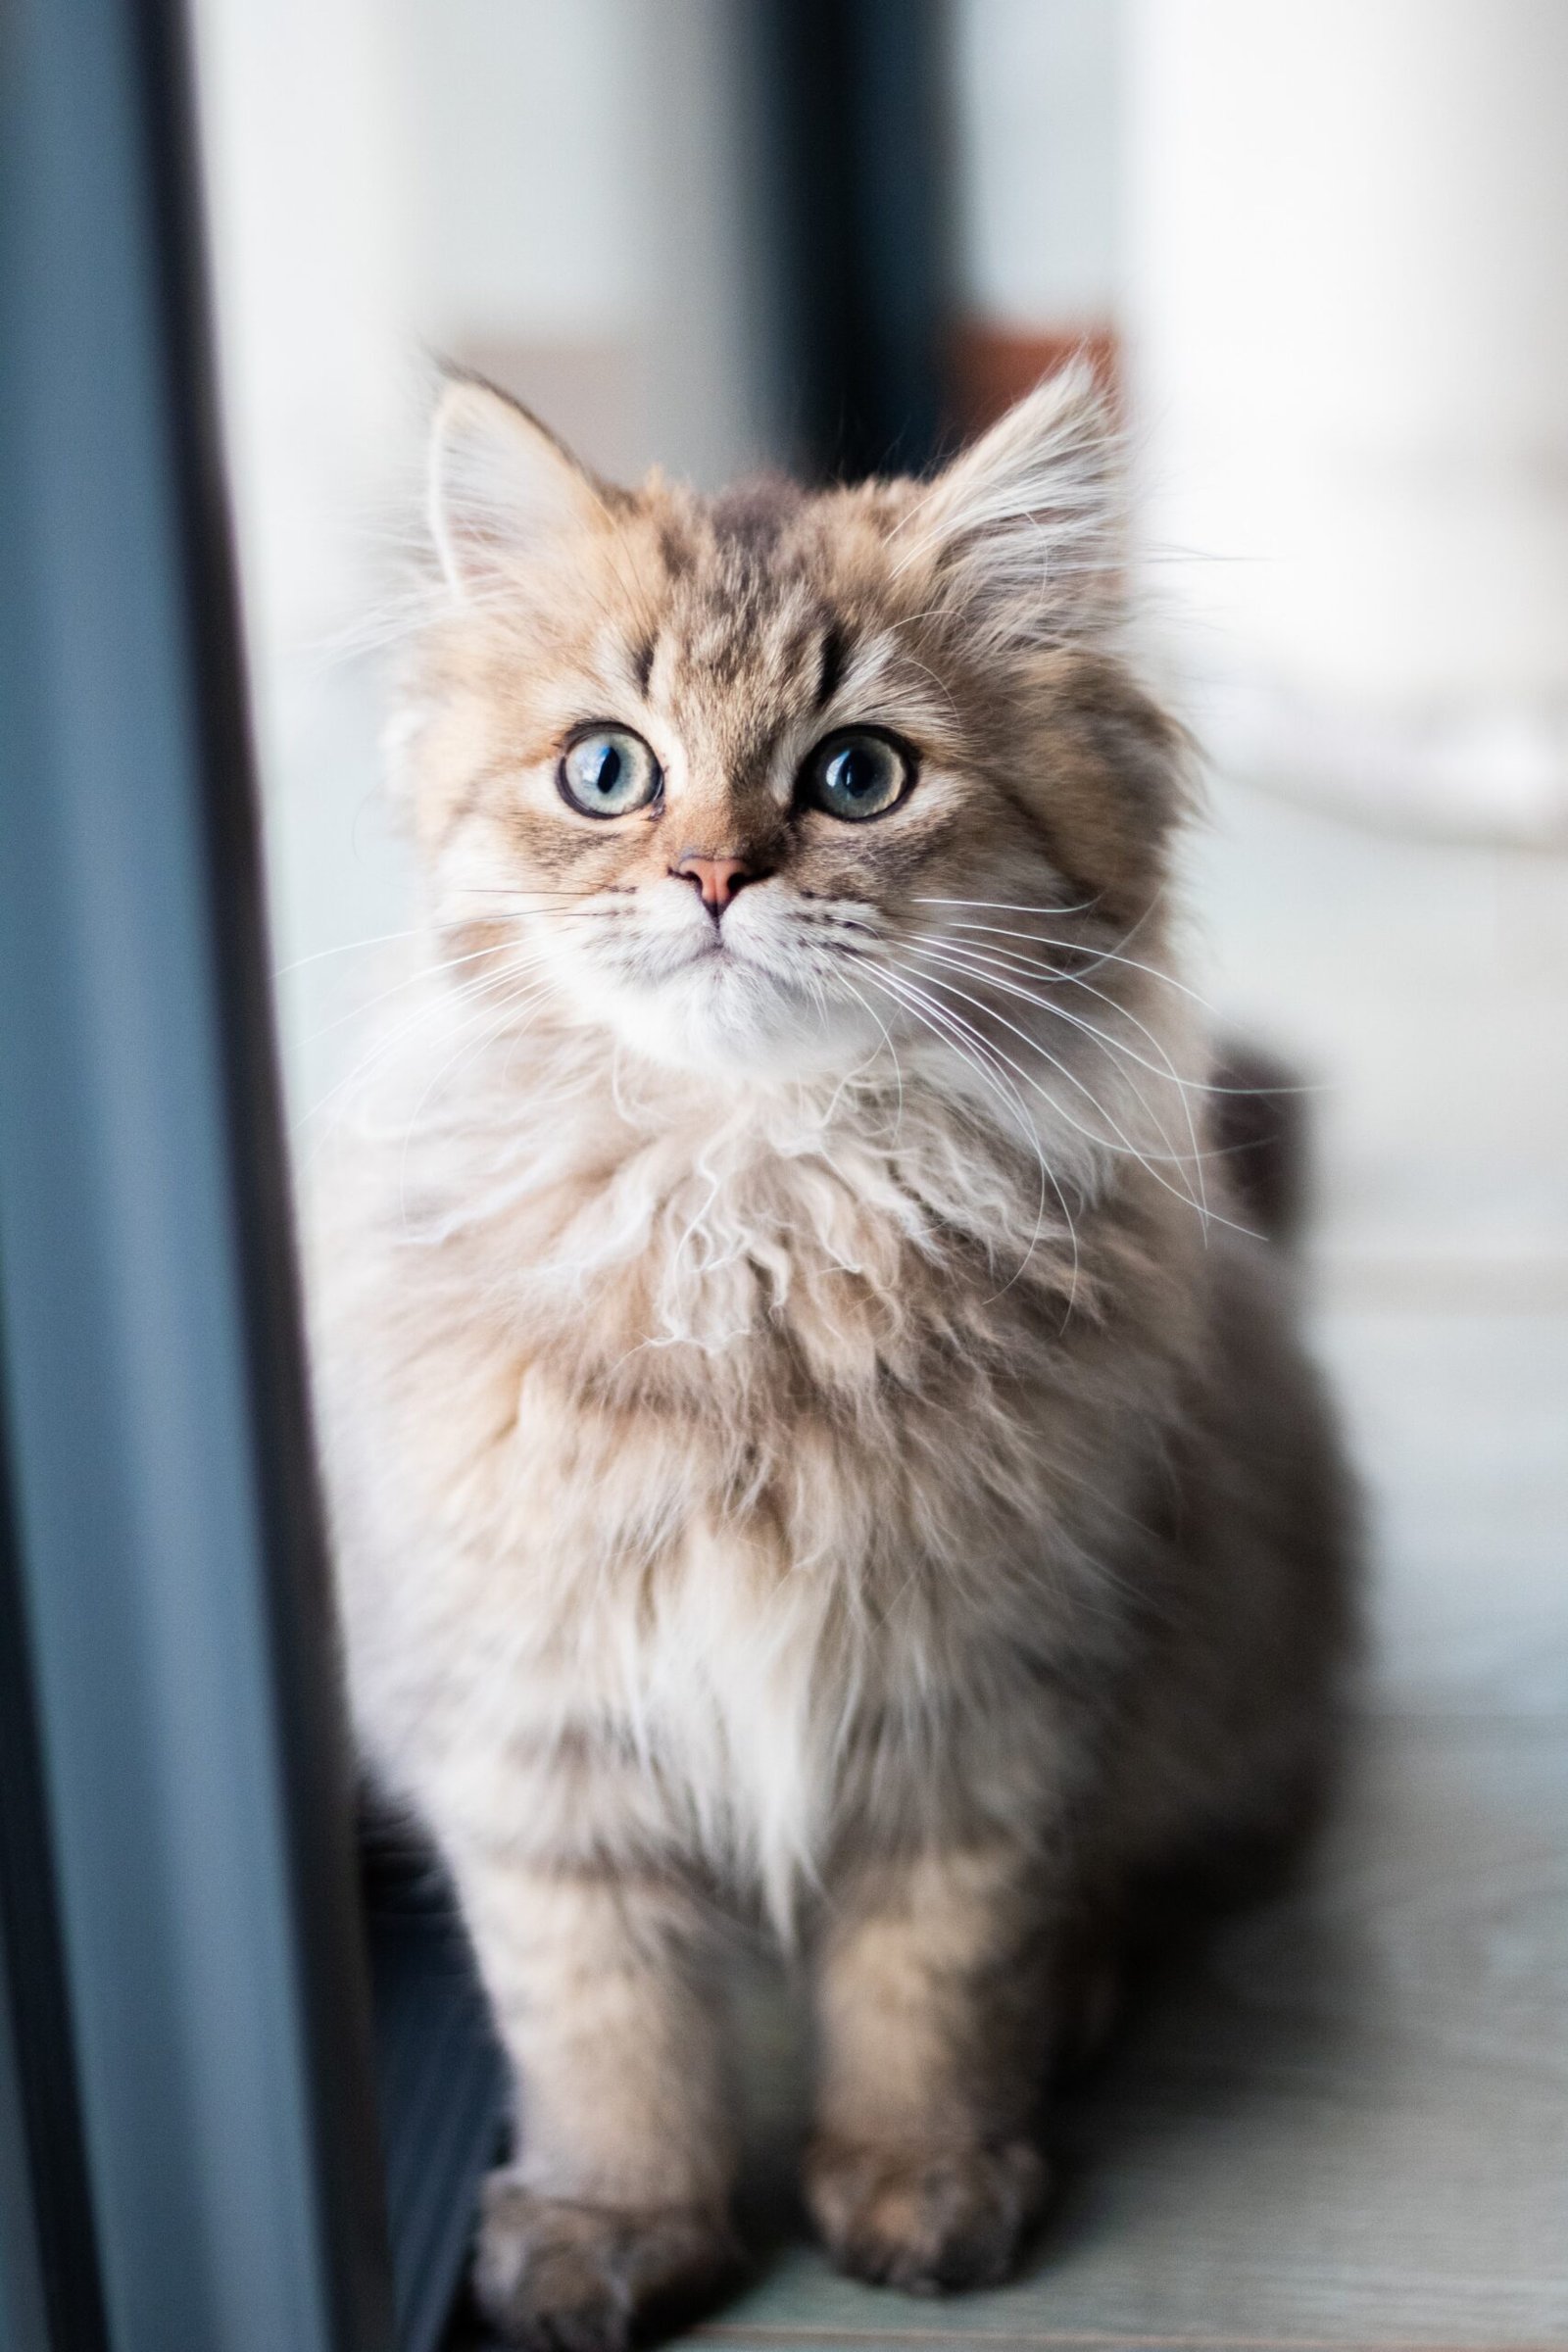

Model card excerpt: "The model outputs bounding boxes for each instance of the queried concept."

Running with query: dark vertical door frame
[0,1397,109,2352]
[0,0,393,2346]
[744,0,953,483]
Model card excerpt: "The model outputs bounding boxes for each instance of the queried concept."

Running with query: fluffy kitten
[314,368,1355,2348]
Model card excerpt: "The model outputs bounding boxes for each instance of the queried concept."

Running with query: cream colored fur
[310,368,1355,2346]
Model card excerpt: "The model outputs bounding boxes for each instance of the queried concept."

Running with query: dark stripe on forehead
[631,630,658,694]
[658,520,696,578]
[814,620,848,710]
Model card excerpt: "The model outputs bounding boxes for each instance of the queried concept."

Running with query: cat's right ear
[900,364,1122,654]
[427,375,605,597]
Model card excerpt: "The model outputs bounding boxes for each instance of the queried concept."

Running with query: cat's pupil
[836,749,871,797]
[594,747,622,796]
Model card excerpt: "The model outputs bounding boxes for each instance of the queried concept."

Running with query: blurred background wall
[950,0,1121,428]
[190,0,1567,1300]
[194,0,777,657]
[197,0,1129,650]
[1127,0,1568,844]
[197,0,1568,849]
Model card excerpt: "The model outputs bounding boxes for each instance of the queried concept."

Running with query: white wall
[383,0,641,353]
[193,0,416,658]
[952,0,1123,330]
[1125,0,1568,841]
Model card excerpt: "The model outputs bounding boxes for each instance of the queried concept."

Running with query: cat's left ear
[427,373,608,597]
[903,365,1121,651]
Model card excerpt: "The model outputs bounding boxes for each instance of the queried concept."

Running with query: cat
[312,366,1356,2349]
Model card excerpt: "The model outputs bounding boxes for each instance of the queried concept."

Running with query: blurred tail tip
[1210,1039,1312,1248]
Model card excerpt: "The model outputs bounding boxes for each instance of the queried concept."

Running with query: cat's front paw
[804,2132,1048,2294]
[473,2174,741,2351]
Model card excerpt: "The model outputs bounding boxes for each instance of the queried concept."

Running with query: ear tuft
[427,373,606,596]
[906,364,1122,650]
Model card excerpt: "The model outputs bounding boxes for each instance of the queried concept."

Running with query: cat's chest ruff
[486,1094,1043,1396]
[511,1123,928,1355]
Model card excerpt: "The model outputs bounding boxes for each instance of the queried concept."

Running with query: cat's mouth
[622,927,756,994]
[591,911,879,1074]
[671,925,752,974]
[645,925,810,1011]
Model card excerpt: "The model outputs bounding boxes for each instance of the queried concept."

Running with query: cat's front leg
[453,1854,743,2350]
[805,1841,1053,2293]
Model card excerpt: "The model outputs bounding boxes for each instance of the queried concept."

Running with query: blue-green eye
[559,726,662,817]
[801,728,912,821]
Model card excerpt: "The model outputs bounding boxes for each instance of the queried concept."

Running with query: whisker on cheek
[902,937,1203,1195]
[298,934,552,1053]
[909,893,1104,919]
[858,962,1072,1309]
[398,972,557,1232]
[881,949,1258,1237]
[292,948,558,1176]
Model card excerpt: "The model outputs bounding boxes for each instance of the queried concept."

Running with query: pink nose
[672,854,756,915]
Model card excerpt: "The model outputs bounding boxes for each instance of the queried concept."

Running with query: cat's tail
[1209,1039,1312,1249]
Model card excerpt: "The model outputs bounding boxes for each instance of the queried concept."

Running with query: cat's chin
[597,956,881,1084]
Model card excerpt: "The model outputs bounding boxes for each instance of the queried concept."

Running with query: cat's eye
[558,725,662,818]
[800,728,912,822]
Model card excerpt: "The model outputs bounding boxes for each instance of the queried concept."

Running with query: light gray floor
[262,670,1568,2350]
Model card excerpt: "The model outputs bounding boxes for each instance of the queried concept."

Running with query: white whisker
[294,947,558,1172]
[298,935,545,1052]
[397,968,556,1230]
[880,949,1257,1239]
[861,963,1073,1311]
[273,924,429,977]
[901,934,1209,1222]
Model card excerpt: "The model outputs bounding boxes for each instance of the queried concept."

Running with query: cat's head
[400,368,1187,1087]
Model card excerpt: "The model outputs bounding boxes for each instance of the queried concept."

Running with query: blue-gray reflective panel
[0,0,393,2347]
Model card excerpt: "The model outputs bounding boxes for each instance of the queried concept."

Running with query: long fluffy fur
[311,368,1356,2346]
